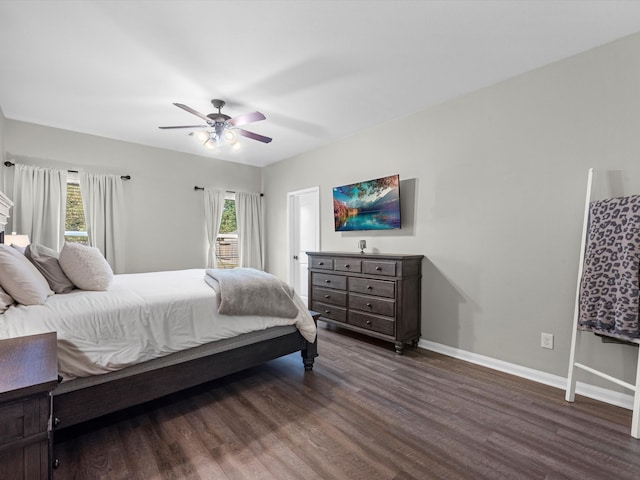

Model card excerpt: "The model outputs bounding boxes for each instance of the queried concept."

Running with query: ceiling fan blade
[173,103,210,122]
[228,111,266,127]
[158,125,208,129]
[237,128,272,144]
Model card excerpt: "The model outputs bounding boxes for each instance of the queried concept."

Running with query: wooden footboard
[54,329,317,430]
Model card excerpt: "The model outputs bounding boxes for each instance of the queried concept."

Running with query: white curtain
[203,188,226,268]
[79,172,125,273]
[236,191,264,270]
[13,163,67,250]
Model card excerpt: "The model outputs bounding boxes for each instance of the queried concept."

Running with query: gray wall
[3,120,262,273]
[0,106,5,170]
[263,33,640,386]
[0,107,6,229]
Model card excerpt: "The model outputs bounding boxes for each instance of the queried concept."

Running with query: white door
[288,187,320,304]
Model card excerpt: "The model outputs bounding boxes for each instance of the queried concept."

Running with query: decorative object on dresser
[307,251,423,354]
[0,332,58,480]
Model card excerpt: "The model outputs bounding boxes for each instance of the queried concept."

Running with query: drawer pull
[366,285,372,290]
[324,294,330,298]
[53,417,61,427]
[366,320,372,325]
[319,262,324,265]
[325,279,331,284]
[344,264,350,268]
[376,266,382,271]
[366,303,372,307]
[53,459,60,469]
[324,310,331,314]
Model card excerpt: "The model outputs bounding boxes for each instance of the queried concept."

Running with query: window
[65,176,88,244]
[215,196,238,268]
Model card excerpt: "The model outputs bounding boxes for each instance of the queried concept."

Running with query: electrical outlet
[541,332,554,350]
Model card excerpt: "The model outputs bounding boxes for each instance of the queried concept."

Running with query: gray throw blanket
[205,268,299,319]
[578,194,640,343]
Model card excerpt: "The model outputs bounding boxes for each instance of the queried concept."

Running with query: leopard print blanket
[578,194,640,343]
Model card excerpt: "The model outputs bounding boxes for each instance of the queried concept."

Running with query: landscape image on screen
[333,174,401,231]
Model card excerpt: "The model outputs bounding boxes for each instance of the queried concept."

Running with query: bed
[0,267,318,429]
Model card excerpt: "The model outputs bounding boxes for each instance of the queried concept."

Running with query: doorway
[288,187,320,304]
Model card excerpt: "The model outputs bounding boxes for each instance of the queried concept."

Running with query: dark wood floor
[54,324,640,480]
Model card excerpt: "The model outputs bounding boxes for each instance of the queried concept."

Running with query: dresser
[0,333,58,480]
[307,252,423,353]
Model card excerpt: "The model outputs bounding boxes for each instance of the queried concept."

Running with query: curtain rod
[194,186,263,196]
[4,161,131,180]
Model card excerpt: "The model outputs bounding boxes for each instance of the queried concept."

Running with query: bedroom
[2,1,640,478]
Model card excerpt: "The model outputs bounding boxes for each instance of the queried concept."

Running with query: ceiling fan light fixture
[224,129,238,145]
[204,137,217,150]
[160,99,272,148]
[195,130,209,144]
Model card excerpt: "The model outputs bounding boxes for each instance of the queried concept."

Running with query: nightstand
[0,333,58,480]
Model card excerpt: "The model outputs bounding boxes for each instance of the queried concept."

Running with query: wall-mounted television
[333,174,401,231]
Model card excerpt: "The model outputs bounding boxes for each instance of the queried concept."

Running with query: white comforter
[0,269,316,380]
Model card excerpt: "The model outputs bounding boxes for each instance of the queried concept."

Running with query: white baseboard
[418,339,634,411]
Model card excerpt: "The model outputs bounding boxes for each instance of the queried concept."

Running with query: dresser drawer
[348,277,395,298]
[312,273,347,290]
[312,301,347,323]
[334,259,362,273]
[0,402,27,446]
[310,257,334,270]
[349,293,395,317]
[0,397,48,447]
[312,287,347,307]
[349,311,395,336]
[363,260,397,276]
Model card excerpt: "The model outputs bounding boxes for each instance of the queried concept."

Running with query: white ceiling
[1,1,640,167]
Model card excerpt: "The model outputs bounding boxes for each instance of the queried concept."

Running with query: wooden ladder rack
[565,168,640,438]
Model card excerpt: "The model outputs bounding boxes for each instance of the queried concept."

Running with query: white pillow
[0,244,54,305]
[59,242,113,291]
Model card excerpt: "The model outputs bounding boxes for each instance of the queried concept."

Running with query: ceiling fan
[159,99,272,149]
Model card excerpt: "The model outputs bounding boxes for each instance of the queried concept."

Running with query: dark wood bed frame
[53,326,318,430]
[0,237,318,431]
